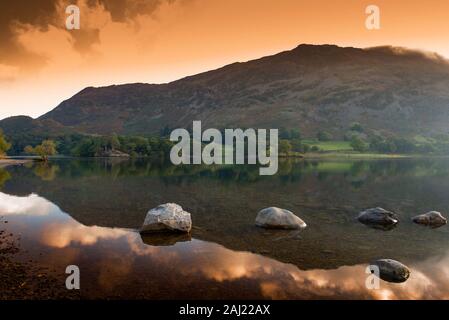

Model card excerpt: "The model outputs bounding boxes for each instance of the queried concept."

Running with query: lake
[1,158,449,299]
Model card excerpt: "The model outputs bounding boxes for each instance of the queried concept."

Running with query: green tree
[70,138,98,157]
[290,138,303,152]
[317,131,332,141]
[350,122,364,133]
[350,136,368,152]
[160,125,171,137]
[290,128,301,140]
[24,140,57,161]
[108,134,121,150]
[301,143,311,153]
[279,128,291,139]
[0,130,11,158]
[279,140,293,155]
[280,128,301,140]
[392,137,417,153]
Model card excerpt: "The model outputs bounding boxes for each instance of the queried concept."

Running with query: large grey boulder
[141,203,192,233]
[357,207,398,229]
[412,211,447,228]
[255,207,307,230]
[370,259,410,283]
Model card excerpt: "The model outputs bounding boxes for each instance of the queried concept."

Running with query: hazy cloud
[88,0,176,22]
[0,0,180,70]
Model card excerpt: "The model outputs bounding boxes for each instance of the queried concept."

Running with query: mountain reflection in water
[1,191,449,300]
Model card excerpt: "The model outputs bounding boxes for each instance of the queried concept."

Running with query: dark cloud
[0,0,177,69]
[0,0,59,69]
[88,0,171,22]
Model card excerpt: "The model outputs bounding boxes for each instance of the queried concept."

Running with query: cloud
[4,191,449,299]
[90,0,174,22]
[0,0,182,70]
[365,46,449,64]
[0,192,57,216]
[0,0,60,70]
[41,220,130,248]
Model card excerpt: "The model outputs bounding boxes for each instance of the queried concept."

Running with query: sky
[1,0,449,120]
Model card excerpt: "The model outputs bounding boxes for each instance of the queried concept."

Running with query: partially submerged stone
[140,233,191,246]
[370,259,410,283]
[141,203,192,234]
[255,207,307,230]
[412,211,447,229]
[357,207,398,229]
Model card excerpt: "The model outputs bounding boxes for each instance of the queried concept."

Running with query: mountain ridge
[3,44,449,139]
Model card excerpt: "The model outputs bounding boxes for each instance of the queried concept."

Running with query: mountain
[3,44,449,138]
[0,116,69,136]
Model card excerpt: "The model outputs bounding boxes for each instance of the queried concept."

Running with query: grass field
[302,140,353,152]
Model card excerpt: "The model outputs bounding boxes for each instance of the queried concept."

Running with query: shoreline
[0,159,33,168]
[302,152,411,159]
[0,217,79,299]
[281,152,447,160]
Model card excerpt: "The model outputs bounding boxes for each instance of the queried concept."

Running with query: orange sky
[1,0,449,119]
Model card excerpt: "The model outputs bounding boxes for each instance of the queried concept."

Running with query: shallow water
[1,158,449,299]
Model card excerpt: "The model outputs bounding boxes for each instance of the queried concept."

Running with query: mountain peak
[2,44,449,139]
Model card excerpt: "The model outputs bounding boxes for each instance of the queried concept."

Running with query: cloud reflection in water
[1,191,448,299]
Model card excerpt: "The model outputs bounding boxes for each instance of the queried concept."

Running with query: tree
[280,128,301,140]
[24,140,57,161]
[108,134,120,150]
[70,138,98,157]
[279,127,291,140]
[350,122,364,133]
[0,130,11,158]
[290,138,302,152]
[392,137,417,153]
[279,140,292,155]
[317,131,332,141]
[302,143,311,153]
[350,136,369,152]
[160,125,171,137]
[290,128,301,140]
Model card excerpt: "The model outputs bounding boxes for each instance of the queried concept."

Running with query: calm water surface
[1,158,449,299]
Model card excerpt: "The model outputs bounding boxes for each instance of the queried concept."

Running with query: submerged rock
[412,211,447,229]
[141,203,192,234]
[357,207,398,229]
[255,207,307,230]
[370,259,410,283]
[140,233,191,246]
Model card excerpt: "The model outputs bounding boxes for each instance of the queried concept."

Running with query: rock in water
[255,207,307,230]
[141,203,192,233]
[412,211,447,228]
[370,259,410,283]
[357,207,398,229]
[140,233,191,246]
